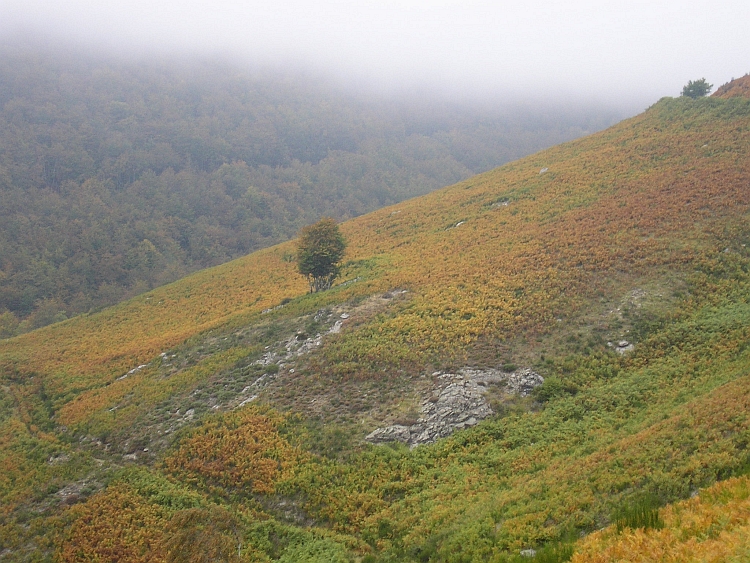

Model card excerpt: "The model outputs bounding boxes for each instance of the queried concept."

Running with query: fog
[2,0,748,110]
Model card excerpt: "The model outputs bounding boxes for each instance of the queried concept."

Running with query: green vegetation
[0,45,620,337]
[681,78,713,98]
[297,219,347,293]
[612,494,664,532]
[0,78,749,561]
[574,475,750,562]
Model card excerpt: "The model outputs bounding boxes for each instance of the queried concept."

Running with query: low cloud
[2,0,748,107]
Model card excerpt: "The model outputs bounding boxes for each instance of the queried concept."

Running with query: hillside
[0,45,621,338]
[1,80,750,561]
[573,474,750,562]
[713,73,750,99]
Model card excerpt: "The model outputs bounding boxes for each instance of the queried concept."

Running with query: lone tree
[296,218,346,293]
[681,78,713,98]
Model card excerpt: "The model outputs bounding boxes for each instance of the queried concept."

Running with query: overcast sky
[2,0,748,109]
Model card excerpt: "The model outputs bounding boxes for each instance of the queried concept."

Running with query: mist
[2,0,748,111]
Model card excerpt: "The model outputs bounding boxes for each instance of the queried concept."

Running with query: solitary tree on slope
[296,218,346,293]
[682,78,713,98]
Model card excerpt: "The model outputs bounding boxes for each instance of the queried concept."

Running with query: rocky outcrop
[461,367,543,397]
[366,425,412,443]
[608,339,634,354]
[366,367,543,447]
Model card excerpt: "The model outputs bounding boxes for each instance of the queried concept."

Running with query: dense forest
[0,45,624,337]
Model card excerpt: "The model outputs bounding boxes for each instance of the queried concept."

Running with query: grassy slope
[1,89,750,560]
[5,94,748,386]
[572,474,750,562]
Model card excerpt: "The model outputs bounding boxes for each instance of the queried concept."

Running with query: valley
[1,76,750,562]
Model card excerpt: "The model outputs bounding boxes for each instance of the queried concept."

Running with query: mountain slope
[0,44,620,337]
[1,83,750,561]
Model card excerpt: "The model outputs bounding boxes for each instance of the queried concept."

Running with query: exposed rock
[445,221,466,230]
[467,367,544,397]
[615,340,634,354]
[608,340,635,354]
[365,425,412,444]
[238,395,257,407]
[520,548,537,557]
[254,314,346,369]
[48,453,71,465]
[117,363,149,380]
[365,367,543,447]
[337,277,361,288]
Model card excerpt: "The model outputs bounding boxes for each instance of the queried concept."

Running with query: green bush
[681,78,713,98]
[532,377,578,402]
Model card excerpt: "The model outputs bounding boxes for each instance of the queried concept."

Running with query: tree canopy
[296,218,346,292]
[681,78,713,98]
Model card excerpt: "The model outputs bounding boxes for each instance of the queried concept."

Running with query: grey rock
[615,340,634,354]
[365,425,411,443]
[365,366,543,447]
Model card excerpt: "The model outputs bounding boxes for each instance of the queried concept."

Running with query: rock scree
[366,367,543,447]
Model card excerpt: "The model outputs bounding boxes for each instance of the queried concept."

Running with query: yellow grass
[573,475,750,563]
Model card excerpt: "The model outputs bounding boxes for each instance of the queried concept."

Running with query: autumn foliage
[713,74,750,99]
[163,407,300,494]
[573,475,750,562]
[58,483,169,563]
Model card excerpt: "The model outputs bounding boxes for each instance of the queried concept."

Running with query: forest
[0,44,623,337]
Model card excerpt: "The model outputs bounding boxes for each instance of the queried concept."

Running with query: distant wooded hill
[0,45,623,337]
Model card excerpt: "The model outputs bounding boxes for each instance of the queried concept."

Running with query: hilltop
[1,77,750,562]
[713,73,750,98]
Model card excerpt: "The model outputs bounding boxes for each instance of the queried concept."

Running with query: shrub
[681,78,713,98]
